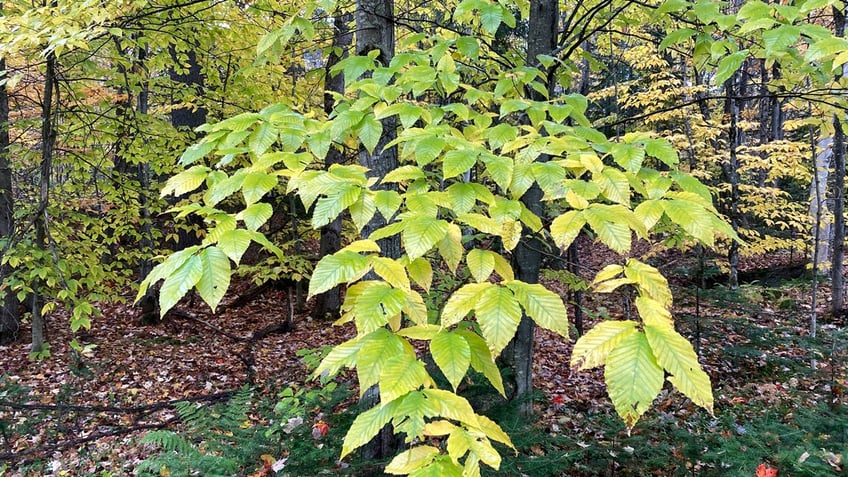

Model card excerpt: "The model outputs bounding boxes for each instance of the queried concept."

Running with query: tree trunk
[811,138,833,274]
[313,12,352,320]
[169,47,207,131]
[32,46,58,353]
[508,0,558,418]
[169,45,207,251]
[0,46,19,345]
[723,69,742,289]
[831,5,846,313]
[355,0,400,460]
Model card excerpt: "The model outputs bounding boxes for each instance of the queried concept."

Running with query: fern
[136,386,267,477]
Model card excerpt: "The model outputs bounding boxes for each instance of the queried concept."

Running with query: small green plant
[136,387,269,477]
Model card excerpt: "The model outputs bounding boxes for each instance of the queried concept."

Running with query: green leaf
[371,256,411,291]
[357,329,406,391]
[249,121,277,156]
[550,210,586,250]
[375,190,403,220]
[350,192,377,232]
[625,260,673,306]
[595,168,630,206]
[442,282,492,327]
[162,165,209,197]
[506,281,569,337]
[431,331,472,391]
[386,446,441,475]
[762,25,800,56]
[476,285,521,357]
[341,399,398,458]
[241,172,277,206]
[384,165,426,183]
[571,320,638,370]
[380,353,429,403]
[179,141,216,166]
[195,247,231,313]
[443,149,479,179]
[609,143,644,174]
[216,229,252,264]
[415,136,447,166]
[456,329,505,396]
[658,28,696,51]
[714,50,748,85]
[359,114,383,154]
[312,334,365,379]
[353,282,406,334]
[480,3,504,34]
[481,154,513,191]
[313,183,361,229]
[407,257,433,292]
[446,183,477,215]
[159,254,203,315]
[806,36,848,63]
[662,199,717,246]
[583,205,633,254]
[308,251,372,297]
[239,202,273,231]
[643,138,679,167]
[466,249,495,283]
[438,223,464,273]
[645,324,714,414]
[403,217,449,261]
[604,331,663,427]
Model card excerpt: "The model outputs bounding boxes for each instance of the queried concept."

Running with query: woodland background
[0,0,846,475]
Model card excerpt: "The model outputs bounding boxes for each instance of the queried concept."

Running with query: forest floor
[0,247,847,476]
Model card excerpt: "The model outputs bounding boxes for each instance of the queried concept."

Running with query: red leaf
[756,463,778,477]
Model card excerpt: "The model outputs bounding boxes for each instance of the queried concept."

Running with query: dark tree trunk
[723,69,742,289]
[169,47,207,131]
[169,45,206,251]
[508,0,558,418]
[32,46,58,353]
[0,46,20,345]
[355,0,400,461]
[832,5,846,313]
[313,12,353,320]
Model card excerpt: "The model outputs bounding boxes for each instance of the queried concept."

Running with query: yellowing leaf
[403,217,449,261]
[380,353,429,403]
[196,247,231,313]
[645,324,713,414]
[407,257,433,292]
[506,281,569,337]
[442,282,491,327]
[438,223,464,273]
[550,210,586,250]
[624,259,672,306]
[385,446,441,475]
[371,256,411,291]
[466,249,495,283]
[571,320,638,370]
[308,251,371,298]
[431,331,471,391]
[476,285,521,357]
[604,330,663,427]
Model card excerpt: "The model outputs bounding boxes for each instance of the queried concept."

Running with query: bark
[169,47,207,131]
[831,5,846,313]
[0,49,19,345]
[356,0,400,259]
[355,0,400,460]
[32,47,58,353]
[722,70,742,289]
[811,139,833,274]
[313,13,353,320]
[507,0,558,418]
[169,45,206,251]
